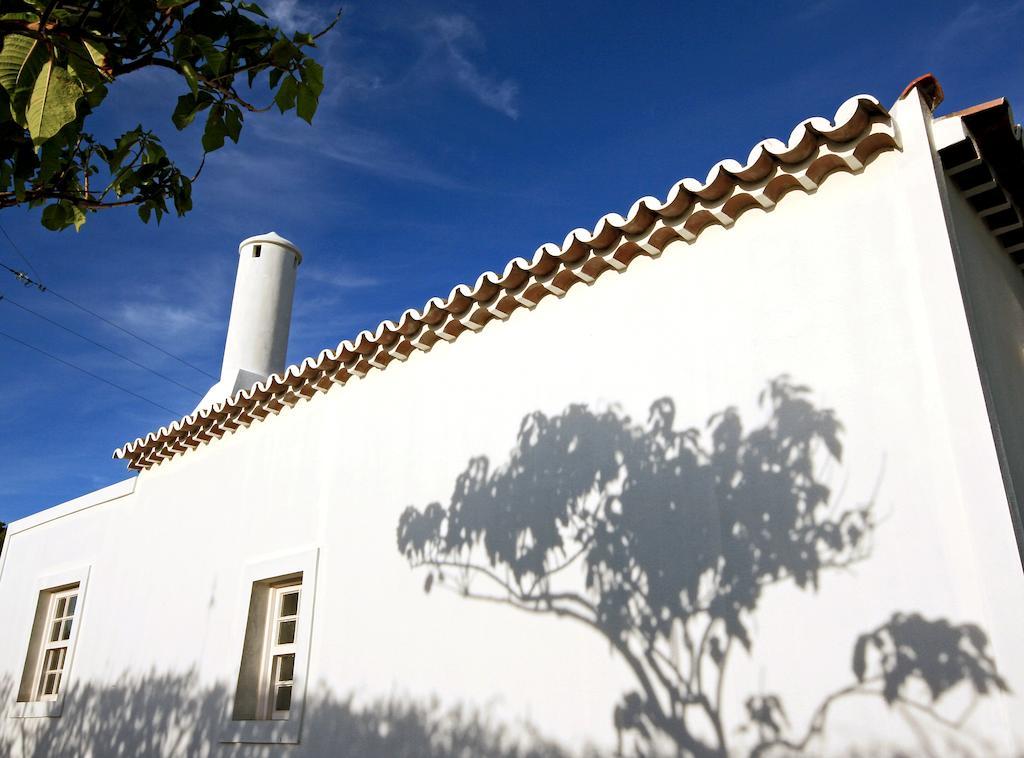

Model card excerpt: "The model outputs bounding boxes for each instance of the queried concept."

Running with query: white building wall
[1,91,1023,757]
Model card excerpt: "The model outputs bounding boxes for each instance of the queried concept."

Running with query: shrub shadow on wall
[398,377,1010,757]
[0,672,588,758]
[1,671,1000,758]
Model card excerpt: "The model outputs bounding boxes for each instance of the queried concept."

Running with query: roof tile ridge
[113,92,897,467]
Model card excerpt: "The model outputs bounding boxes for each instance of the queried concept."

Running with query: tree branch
[108,56,179,77]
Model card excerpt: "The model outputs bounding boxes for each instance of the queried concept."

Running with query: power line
[0,259,217,380]
[0,291,202,396]
[0,222,41,282]
[0,329,181,416]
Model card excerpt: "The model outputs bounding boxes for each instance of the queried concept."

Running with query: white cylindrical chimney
[194,232,302,413]
[222,232,302,382]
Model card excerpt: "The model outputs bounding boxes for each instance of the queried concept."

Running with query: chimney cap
[239,231,302,263]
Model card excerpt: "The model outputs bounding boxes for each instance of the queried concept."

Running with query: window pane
[274,685,292,713]
[56,597,66,618]
[281,591,299,618]
[66,595,77,617]
[43,648,59,673]
[277,620,296,645]
[61,619,73,641]
[277,654,295,682]
[44,673,58,695]
[55,647,67,671]
[50,620,62,642]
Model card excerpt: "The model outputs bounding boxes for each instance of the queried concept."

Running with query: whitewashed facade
[2,77,1024,757]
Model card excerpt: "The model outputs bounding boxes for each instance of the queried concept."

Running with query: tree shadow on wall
[0,672,588,758]
[398,377,1010,758]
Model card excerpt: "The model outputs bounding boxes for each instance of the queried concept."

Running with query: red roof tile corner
[899,73,944,112]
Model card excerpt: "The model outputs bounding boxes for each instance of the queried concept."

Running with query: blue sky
[1,0,1022,523]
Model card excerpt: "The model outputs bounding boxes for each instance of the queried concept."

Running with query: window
[252,244,262,258]
[263,580,300,719]
[34,587,79,701]
[222,548,318,744]
[11,566,90,719]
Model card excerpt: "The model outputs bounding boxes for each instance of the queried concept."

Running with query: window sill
[7,699,64,719]
[220,718,301,744]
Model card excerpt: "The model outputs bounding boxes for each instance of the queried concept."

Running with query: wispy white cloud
[795,0,843,21]
[249,117,468,189]
[303,264,381,290]
[425,14,520,119]
[116,301,220,343]
[326,70,386,105]
[258,0,328,33]
[929,0,1024,52]
[112,259,233,354]
[222,9,517,197]
[289,263,386,355]
[315,126,467,187]
[289,297,393,343]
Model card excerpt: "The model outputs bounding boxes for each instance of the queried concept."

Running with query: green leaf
[238,1,268,17]
[134,162,160,183]
[303,60,324,89]
[193,35,225,76]
[269,40,293,67]
[70,205,86,232]
[0,34,48,120]
[295,82,317,124]
[109,127,142,167]
[223,105,242,142]
[115,167,139,195]
[65,41,105,91]
[27,60,82,145]
[144,139,167,163]
[180,61,199,96]
[83,82,107,109]
[274,75,297,113]
[138,204,151,223]
[301,60,324,107]
[37,139,64,183]
[172,94,196,129]
[172,177,193,215]
[202,108,226,152]
[172,92,211,129]
[82,40,108,73]
[40,202,68,230]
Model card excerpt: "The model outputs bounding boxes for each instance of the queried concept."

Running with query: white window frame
[221,547,318,745]
[259,580,301,720]
[8,566,91,719]
[34,586,80,701]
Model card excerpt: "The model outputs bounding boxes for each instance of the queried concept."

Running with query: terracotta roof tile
[113,94,899,471]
